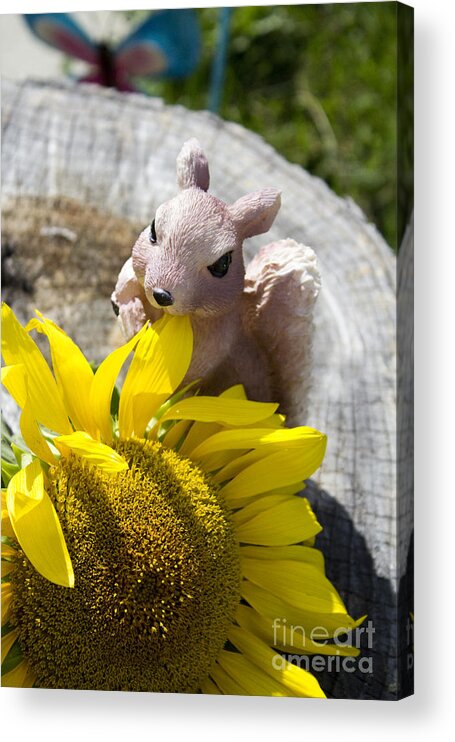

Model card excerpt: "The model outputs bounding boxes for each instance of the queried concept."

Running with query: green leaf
[1,459,20,486]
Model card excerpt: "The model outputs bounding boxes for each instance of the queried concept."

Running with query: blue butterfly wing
[115,9,201,79]
[23,13,98,65]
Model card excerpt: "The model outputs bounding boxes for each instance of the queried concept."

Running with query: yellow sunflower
[1,303,362,696]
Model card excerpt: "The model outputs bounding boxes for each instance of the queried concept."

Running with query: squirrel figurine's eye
[208,251,232,278]
[149,219,157,243]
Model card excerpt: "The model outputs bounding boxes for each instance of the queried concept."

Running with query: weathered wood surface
[1,79,401,698]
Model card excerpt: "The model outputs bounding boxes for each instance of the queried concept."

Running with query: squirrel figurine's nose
[153,288,174,307]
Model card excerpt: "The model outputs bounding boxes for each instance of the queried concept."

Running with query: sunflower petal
[242,558,346,614]
[1,364,27,408]
[210,661,245,695]
[241,579,362,636]
[200,676,222,694]
[232,494,291,526]
[54,431,128,473]
[1,493,15,540]
[20,401,57,466]
[235,604,359,657]
[1,559,14,579]
[212,448,281,485]
[178,421,221,457]
[228,624,326,698]
[90,324,147,442]
[1,304,71,434]
[236,495,322,545]
[6,461,74,588]
[218,649,295,696]
[220,438,327,502]
[240,544,325,571]
[29,313,96,436]
[161,420,192,449]
[1,539,16,558]
[191,426,325,461]
[2,364,57,466]
[160,397,278,427]
[1,627,19,664]
[178,386,246,457]
[1,659,31,687]
[1,582,12,624]
[222,384,247,400]
[119,315,193,438]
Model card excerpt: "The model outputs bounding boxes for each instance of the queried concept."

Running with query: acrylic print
[0,3,414,699]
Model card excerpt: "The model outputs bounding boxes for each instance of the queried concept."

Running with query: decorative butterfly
[23,10,201,93]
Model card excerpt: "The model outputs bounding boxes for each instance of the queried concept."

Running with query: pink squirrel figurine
[112,139,321,421]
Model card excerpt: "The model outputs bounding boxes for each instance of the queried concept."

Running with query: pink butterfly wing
[40,23,98,64]
[24,15,98,65]
[115,43,167,77]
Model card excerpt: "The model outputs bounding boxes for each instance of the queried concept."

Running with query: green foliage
[137,4,400,249]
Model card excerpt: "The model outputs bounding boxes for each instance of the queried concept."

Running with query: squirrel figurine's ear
[176,138,210,192]
[228,188,281,239]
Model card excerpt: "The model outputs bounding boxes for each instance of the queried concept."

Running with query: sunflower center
[10,439,241,692]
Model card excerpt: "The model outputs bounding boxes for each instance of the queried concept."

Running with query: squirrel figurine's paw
[111,257,161,339]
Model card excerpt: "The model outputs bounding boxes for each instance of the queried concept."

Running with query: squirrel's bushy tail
[243,239,321,424]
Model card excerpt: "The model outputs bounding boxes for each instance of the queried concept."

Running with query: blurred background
[0,3,403,250]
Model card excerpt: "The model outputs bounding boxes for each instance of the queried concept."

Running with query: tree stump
[1,79,406,699]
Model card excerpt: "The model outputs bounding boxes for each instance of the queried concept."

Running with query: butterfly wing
[115,9,201,80]
[23,13,98,65]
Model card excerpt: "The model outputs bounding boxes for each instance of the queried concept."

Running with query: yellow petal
[20,400,57,467]
[1,540,16,558]
[1,582,12,624]
[193,447,251,475]
[2,364,57,466]
[160,397,278,427]
[240,544,325,571]
[236,495,322,545]
[1,305,71,434]
[1,494,15,540]
[90,324,147,442]
[1,628,19,664]
[229,483,304,513]
[119,315,193,438]
[220,438,327,502]
[233,494,295,527]
[242,557,346,614]
[7,461,74,588]
[1,559,14,579]
[1,659,32,687]
[200,676,221,694]
[228,624,325,698]
[1,364,27,408]
[241,579,361,636]
[211,448,269,485]
[178,421,221,457]
[191,426,325,461]
[29,313,97,436]
[210,661,245,695]
[221,384,247,400]
[161,419,192,449]
[54,431,128,473]
[178,386,246,457]
[236,604,359,658]
[218,649,295,696]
